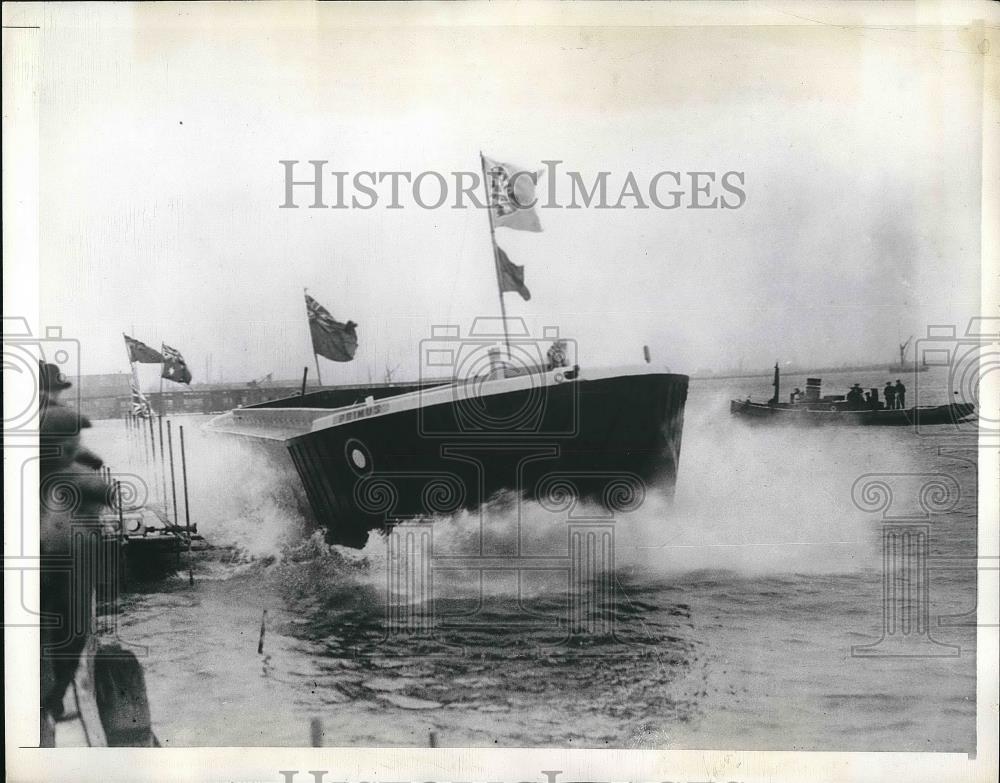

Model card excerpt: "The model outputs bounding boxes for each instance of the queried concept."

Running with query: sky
[22,3,986,384]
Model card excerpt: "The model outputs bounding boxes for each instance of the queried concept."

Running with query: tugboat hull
[730,399,975,427]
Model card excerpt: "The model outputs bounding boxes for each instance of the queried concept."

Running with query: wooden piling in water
[257,609,267,654]
[310,718,323,747]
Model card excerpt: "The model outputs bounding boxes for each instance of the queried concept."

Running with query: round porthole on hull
[345,438,373,474]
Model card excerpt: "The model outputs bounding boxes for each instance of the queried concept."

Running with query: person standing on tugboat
[884,382,896,410]
[894,379,906,409]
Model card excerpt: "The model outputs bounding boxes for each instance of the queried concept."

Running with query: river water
[86,367,978,750]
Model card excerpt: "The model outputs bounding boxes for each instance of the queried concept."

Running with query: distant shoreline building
[72,372,132,419]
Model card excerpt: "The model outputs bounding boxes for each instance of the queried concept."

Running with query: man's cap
[39,361,72,392]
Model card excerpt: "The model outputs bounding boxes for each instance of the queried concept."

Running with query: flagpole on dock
[148,415,160,508]
[158,414,169,519]
[480,151,512,359]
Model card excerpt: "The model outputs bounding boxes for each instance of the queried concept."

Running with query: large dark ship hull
[209,368,688,548]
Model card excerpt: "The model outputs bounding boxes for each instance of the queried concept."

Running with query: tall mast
[479,151,512,359]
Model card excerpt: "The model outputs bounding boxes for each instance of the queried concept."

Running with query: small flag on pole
[483,155,543,232]
[130,376,152,417]
[305,293,358,362]
[124,334,164,364]
[161,343,193,384]
[496,245,531,301]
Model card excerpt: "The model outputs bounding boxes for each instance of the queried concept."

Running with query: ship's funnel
[805,378,822,401]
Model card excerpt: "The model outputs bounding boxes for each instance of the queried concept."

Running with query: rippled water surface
[87,367,978,749]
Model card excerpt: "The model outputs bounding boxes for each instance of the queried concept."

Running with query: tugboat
[730,364,974,426]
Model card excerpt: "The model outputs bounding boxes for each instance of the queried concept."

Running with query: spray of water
[347,390,923,584]
[92,417,309,559]
[97,382,922,585]
[182,423,310,557]
[616,391,923,575]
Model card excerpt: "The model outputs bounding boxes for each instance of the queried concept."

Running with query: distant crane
[898,336,913,367]
[889,335,927,373]
[383,361,401,384]
[246,372,273,387]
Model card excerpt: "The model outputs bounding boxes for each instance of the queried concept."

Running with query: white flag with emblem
[483,155,543,232]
